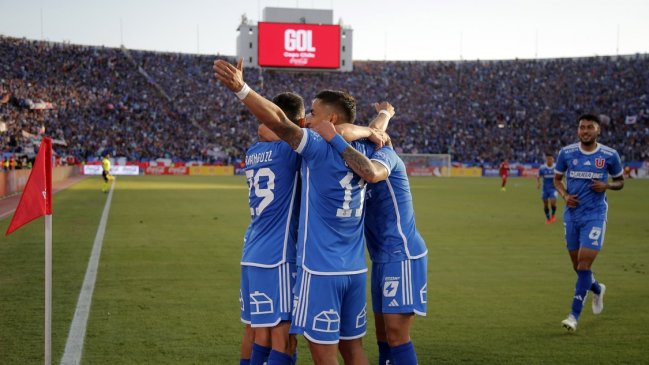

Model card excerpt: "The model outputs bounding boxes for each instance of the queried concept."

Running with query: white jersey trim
[339,331,367,340]
[386,179,428,260]
[250,317,282,328]
[371,158,391,177]
[281,171,299,263]
[301,167,311,269]
[578,143,601,155]
[303,332,340,345]
[303,266,368,276]
[295,128,308,154]
[240,261,287,268]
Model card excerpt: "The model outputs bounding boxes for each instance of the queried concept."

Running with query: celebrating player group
[213,58,624,364]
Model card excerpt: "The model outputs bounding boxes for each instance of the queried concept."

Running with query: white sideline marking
[60,180,116,365]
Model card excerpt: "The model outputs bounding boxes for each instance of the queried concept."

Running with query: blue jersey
[241,141,301,267]
[295,128,374,275]
[555,143,623,222]
[538,164,557,192]
[364,146,428,263]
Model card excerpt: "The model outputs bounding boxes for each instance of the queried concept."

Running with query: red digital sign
[258,22,340,69]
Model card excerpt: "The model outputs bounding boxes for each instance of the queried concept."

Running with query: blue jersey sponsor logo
[555,143,623,222]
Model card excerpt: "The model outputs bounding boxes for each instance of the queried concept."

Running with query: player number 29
[246,168,276,216]
[336,172,366,218]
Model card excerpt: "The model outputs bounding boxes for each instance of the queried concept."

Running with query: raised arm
[213,59,303,149]
[368,101,395,132]
[313,120,388,183]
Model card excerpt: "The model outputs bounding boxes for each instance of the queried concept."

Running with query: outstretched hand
[213,58,245,92]
[373,101,395,118]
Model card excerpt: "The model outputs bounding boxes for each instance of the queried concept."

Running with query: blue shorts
[371,257,428,316]
[290,268,367,344]
[564,219,607,251]
[541,190,558,201]
[240,262,296,327]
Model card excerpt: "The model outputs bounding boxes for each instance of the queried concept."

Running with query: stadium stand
[1,35,647,165]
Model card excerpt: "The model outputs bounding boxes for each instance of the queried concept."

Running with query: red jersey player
[499,160,509,191]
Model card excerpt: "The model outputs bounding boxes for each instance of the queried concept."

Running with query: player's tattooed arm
[554,173,579,207]
[340,146,389,183]
[313,120,388,183]
[213,58,304,149]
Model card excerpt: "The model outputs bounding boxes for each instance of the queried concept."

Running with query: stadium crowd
[1,35,648,165]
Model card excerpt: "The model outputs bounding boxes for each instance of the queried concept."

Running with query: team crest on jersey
[595,158,605,169]
[572,159,578,166]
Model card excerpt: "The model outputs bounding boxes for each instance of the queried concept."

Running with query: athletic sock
[251,343,271,365]
[590,271,602,295]
[292,349,297,365]
[390,341,418,365]
[571,270,593,320]
[378,341,392,365]
[551,206,556,216]
[240,360,251,365]
[267,349,293,365]
[544,208,550,219]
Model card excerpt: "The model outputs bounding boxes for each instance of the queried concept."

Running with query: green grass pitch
[1,176,648,364]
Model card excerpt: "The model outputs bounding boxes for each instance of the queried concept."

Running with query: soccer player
[313,103,428,365]
[554,114,624,332]
[537,153,558,224]
[499,159,509,191]
[239,92,304,365]
[101,154,112,192]
[214,58,386,365]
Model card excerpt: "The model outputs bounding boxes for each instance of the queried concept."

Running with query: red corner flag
[6,137,53,235]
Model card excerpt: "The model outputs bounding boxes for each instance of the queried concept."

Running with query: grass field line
[60,180,115,365]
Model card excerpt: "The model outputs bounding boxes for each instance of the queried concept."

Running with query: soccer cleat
[592,283,606,315]
[561,314,578,331]
[551,215,556,223]
[501,187,506,192]
[545,219,552,225]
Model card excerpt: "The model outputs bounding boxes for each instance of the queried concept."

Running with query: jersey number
[246,168,275,216]
[336,172,366,218]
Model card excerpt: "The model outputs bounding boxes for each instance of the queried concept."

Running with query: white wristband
[378,110,391,118]
[235,83,251,100]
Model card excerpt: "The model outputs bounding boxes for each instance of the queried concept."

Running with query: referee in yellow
[101,154,113,192]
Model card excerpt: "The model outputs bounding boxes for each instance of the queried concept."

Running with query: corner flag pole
[45,213,52,365]
[44,138,53,365]
[4,137,53,365]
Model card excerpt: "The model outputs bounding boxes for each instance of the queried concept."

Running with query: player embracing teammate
[215,58,426,365]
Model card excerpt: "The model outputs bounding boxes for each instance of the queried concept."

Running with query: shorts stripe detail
[401,260,413,306]
[278,265,284,313]
[294,272,305,326]
[295,271,311,327]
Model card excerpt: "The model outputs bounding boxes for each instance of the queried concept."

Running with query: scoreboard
[258,22,340,69]
[236,7,353,71]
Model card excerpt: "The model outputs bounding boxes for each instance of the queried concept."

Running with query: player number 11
[336,171,366,218]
